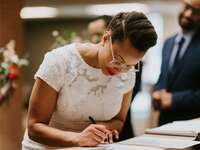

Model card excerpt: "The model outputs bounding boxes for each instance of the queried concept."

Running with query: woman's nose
[184,8,193,18]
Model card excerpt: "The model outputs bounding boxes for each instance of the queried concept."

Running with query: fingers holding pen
[77,124,109,147]
[88,117,119,144]
[112,129,119,140]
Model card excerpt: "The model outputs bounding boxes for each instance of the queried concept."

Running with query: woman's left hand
[103,129,119,144]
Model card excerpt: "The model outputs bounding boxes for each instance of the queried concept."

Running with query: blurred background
[0,0,180,149]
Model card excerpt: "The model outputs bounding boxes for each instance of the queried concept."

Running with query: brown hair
[108,11,157,52]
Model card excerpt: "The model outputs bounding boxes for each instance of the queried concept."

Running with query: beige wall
[23,19,90,86]
[0,0,24,149]
[163,14,179,39]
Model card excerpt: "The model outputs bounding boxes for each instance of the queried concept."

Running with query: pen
[89,116,96,124]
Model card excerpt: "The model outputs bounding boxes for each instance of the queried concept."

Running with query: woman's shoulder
[117,70,135,80]
[49,43,77,58]
[114,70,136,92]
[35,43,78,91]
[44,43,79,64]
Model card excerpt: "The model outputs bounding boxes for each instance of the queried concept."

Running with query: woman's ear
[102,30,111,45]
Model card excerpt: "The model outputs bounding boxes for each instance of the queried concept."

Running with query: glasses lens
[109,60,123,68]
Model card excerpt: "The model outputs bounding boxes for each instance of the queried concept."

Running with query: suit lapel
[178,30,200,68]
[160,37,176,80]
[165,36,176,88]
[167,30,199,89]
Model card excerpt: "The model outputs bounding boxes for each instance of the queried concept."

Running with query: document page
[73,144,164,150]
[118,135,200,149]
[145,118,200,137]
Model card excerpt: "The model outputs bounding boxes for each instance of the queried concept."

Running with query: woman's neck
[78,43,101,69]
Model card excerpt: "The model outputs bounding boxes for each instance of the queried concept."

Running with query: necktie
[168,37,185,86]
[172,37,185,70]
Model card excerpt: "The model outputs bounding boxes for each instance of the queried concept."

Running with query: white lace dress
[22,43,135,149]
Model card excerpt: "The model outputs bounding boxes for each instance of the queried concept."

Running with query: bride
[22,11,157,149]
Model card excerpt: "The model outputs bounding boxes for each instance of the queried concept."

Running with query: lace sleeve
[34,52,65,92]
[124,71,136,93]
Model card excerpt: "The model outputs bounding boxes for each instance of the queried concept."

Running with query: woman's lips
[107,67,116,76]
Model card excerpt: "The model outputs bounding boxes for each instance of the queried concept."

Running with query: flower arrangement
[51,30,85,49]
[0,40,29,105]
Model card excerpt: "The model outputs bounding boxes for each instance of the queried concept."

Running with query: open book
[70,144,165,150]
[114,118,200,150]
[145,118,200,140]
[117,134,200,149]
[59,118,200,150]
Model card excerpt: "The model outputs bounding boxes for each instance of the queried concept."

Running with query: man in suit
[152,0,200,126]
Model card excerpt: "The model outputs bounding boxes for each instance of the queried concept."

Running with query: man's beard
[178,14,196,31]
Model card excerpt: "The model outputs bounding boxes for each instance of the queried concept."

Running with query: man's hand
[152,90,161,110]
[160,89,172,109]
[152,89,172,110]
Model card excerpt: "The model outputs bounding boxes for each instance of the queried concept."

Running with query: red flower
[8,64,19,79]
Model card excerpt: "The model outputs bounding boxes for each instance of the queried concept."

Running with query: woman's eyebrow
[114,52,136,66]
[114,52,126,63]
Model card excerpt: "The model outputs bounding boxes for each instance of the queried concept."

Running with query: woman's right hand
[75,124,111,147]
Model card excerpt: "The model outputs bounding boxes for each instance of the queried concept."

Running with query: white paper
[119,135,200,149]
[145,118,200,137]
[70,144,164,150]
[103,144,164,150]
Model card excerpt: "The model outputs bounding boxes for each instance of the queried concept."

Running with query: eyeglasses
[184,2,200,16]
[108,35,140,73]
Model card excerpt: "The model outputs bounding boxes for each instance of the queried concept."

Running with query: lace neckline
[72,43,102,72]
[71,43,131,79]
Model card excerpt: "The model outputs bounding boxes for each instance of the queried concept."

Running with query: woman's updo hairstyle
[107,11,157,52]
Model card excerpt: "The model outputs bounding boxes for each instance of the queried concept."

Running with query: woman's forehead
[113,39,141,56]
[112,39,144,64]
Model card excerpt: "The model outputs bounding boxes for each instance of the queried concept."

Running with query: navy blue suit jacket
[155,29,200,125]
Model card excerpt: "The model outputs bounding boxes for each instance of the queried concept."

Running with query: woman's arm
[27,78,79,147]
[28,78,109,147]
